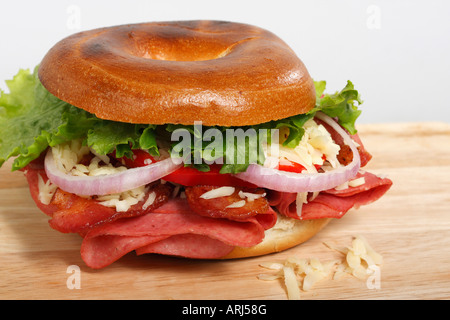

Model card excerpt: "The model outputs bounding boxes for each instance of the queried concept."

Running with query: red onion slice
[44,149,182,196]
[234,112,361,193]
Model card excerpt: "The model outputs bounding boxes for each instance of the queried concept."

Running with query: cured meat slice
[81,234,169,268]
[136,234,235,259]
[80,198,273,268]
[24,160,277,268]
[268,171,392,220]
[83,198,266,246]
[351,133,373,168]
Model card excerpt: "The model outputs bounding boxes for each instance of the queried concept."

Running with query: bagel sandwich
[0,20,392,269]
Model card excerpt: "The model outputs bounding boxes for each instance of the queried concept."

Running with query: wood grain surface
[0,122,449,300]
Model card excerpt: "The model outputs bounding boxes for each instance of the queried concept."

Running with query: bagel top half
[38,20,316,126]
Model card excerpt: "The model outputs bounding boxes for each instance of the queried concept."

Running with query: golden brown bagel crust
[38,20,316,126]
[220,217,330,259]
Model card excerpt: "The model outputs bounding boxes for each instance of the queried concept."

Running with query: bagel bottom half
[220,214,330,259]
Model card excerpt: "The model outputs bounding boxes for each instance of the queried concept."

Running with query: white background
[1,0,449,124]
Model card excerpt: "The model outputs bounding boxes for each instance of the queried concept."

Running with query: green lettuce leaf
[0,67,363,174]
[314,80,327,100]
[0,67,88,170]
[86,121,158,158]
[256,113,314,149]
[166,124,265,174]
[0,67,159,171]
[310,80,362,134]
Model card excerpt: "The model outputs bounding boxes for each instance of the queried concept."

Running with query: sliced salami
[80,198,273,268]
[267,171,392,220]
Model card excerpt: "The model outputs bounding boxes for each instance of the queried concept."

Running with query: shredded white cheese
[283,266,301,300]
[325,235,383,280]
[225,200,246,209]
[335,177,366,190]
[258,235,383,299]
[96,185,147,212]
[238,190,266,202]
[263,156,280,169]
[51,141,148,212]
[334,181,349,191]
[309,191,320,202]
[200,186,235,199]
[52,140,128,178]
[37,174,58,205]
[263,119,341,172]
[376,173,389,179]
[295,192,308,218]
[52,139,90,174]
[348,177,366,188]
[258,256,339,298]
[142,191,156,210]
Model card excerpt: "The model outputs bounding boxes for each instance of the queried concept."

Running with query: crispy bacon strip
[185,185,269,222]
[24,166,173,234]
[52,183,173,234]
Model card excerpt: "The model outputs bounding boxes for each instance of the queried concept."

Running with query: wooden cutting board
[0,122,449,300]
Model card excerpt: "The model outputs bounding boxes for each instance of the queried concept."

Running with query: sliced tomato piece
[277,157,325,173]
[163,164,257,188]
[114,149,156,168]
[278,160,308,173]
[114,149,256,188]
[116,149,326,187]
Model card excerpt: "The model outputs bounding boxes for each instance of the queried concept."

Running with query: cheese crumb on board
[257,235,383,299]
[325,234,383,280]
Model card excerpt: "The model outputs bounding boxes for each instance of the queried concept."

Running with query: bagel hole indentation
[129,32,235,62]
